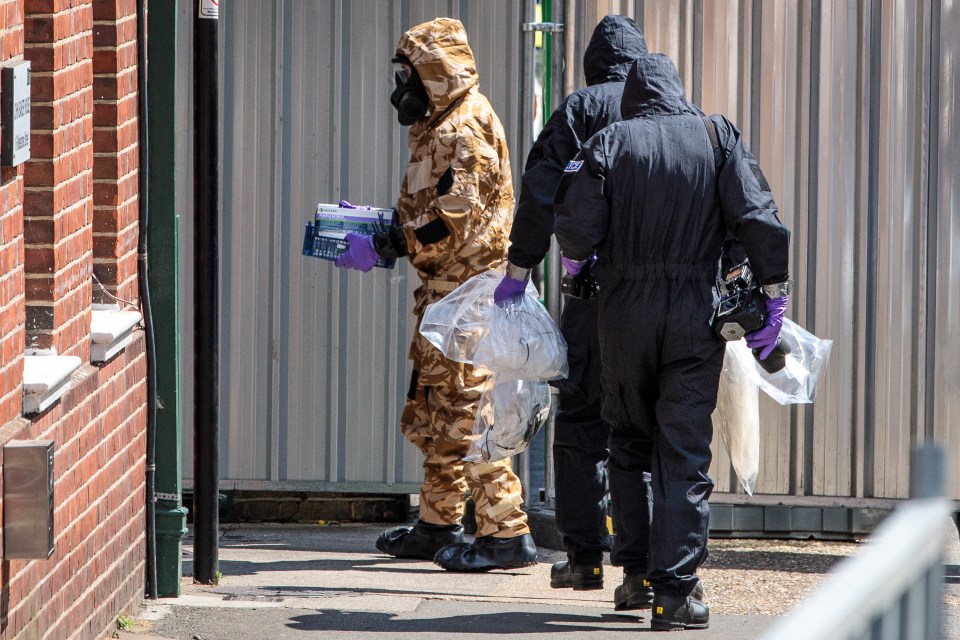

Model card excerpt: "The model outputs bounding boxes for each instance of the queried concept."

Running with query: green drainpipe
[148,0,188,598]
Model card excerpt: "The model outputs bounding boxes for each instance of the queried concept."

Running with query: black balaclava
[390,56,430,126]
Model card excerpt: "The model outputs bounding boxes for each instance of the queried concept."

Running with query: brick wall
[1,339,146,639]
[0,0,25,425]
[0,0,147,638]
[23,0,95,358]
[92,0,137,305]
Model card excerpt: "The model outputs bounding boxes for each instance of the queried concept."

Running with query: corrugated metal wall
[188,0,959,502]
[563,0,959,499]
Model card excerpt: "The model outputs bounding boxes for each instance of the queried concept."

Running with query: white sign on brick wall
[2,60,31,167]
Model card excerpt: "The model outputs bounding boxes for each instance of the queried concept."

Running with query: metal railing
[760,445,952,640]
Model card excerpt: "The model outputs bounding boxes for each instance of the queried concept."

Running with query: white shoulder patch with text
[563,160,583,173]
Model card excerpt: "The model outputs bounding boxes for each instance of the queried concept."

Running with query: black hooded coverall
[506,15,648,567]
[554,54,790,595]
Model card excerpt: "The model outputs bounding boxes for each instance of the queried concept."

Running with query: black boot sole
[436,558,538,573]
[650,619,709,631]
[550,579,604,590]
[375,535,446,560]
[614,593,654,611]
[377,548,436,560]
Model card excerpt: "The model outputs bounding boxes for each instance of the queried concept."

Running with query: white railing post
[760,444,949,640]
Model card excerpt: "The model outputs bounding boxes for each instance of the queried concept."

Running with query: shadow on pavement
[287,610,646,634]
[186,557,538,578]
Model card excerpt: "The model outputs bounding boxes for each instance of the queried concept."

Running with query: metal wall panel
[189,0,958,502]
[562,0,959,500]
[931,0,960,494]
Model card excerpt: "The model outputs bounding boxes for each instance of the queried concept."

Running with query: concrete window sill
[23,355,82,415]
[91,309,142,363]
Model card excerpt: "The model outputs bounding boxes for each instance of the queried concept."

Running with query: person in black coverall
[492,15,653,610]
[554,54,791,631]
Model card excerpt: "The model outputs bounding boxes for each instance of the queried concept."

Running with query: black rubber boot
[550,560,604,590]
[375,520,464,560]
[651,588,710,631]
[614,573,654,610]
[434,533,539,572]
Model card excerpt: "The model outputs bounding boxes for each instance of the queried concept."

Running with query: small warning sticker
[199,0,219,19]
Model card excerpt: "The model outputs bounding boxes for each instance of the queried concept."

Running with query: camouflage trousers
[402,332,529,538]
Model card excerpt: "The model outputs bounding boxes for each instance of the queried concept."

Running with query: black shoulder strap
[701,115,724,168]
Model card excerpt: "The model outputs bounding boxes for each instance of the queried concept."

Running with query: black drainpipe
[192,1,221,585]
[135,0,158,600]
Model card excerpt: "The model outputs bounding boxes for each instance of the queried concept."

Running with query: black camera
[560,261,599,300]
[712,262,789,373]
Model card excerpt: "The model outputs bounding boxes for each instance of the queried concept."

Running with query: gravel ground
[697,538,861,615]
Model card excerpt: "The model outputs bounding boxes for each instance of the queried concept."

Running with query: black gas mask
[712,262,790,373]
[390,59,429,126]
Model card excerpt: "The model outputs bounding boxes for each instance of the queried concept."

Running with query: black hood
[583,15,648,86]
[620,53,693,119]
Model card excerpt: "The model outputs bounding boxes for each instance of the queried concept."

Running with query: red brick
[6,1,25,29]
[23,156,56,187]
[23,187,55,215]
[23,0,57,13]
[29,71,56,102]
[92,64,134,100]
[92,0,136,22]
[92,92,135,126]
[92,118,137,153]
[31,102,55,129]
[92,14,135,47]
[24,215,55,243]
[25,301,54,330]
[24,15,54,43]
[92,144,136,180]
[91,38,134,73]
[92,199,135,232]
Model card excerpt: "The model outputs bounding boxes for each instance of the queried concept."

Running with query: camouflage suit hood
[394,18,514,316]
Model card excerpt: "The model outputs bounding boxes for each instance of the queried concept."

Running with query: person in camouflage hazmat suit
[335,17,538,572]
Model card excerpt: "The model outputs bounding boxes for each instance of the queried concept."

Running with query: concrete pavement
[121,520,960,639]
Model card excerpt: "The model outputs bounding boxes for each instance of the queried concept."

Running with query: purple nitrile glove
[745,295,788,360]
[493,274,528,307]
[334,233,379,272]
[339,199,373,210]
[561,256,588,277]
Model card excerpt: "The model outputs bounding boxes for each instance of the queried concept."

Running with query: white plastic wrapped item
[465,374,551,463]
[712,342,761,495]
[420,271,568,380]
[739,319,833,405]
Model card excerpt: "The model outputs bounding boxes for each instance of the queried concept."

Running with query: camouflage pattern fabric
[393,18,527,538]
[402,357,529,538]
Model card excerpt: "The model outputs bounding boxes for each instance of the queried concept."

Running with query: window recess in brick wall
[22,2,96,361]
